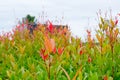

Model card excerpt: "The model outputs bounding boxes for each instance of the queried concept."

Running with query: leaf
[100,17,104,24]
[72,66,82,80]
[9,54,15,62]
[88,72,98,80]
[110,19,115,28]
[22,71,29,79]
[99,23,102,29]
[96,34,102,43]
[44,35,55,53]
[11,62,18,71]
[47,21,53,32]
[114,28,119,37]
[50,39,55,51]
[61,66,70,80]
[77,71,82,80]
[7,70,11,78]
[19,46,26,54]
[44,35,52,53]
[103,23,108,30]
[0,78,2,80]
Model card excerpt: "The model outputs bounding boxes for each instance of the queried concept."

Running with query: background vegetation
[0,14,120,80]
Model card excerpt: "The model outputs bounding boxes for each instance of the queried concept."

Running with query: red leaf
[79,50,83,55]
[80,42,82,47]
[53,47,56,54]
[58,48,64,55]
[88,57,92,63]
[86,29,91,37]
[39,48,48,61]
[103,75,108,80]
[41,49,45,54]
[115,19,118,25]
[47,20,53,33]
[43,54,48,60]
[40,53,48,61]
[118,13,120,16]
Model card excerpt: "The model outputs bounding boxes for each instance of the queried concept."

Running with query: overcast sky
[0,0,120,40]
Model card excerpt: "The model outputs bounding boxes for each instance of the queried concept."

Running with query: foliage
[0,14,120,80]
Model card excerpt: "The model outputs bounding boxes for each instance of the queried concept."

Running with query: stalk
[111,41,114,79]
[48,55,51,80]
[109,28,114,79]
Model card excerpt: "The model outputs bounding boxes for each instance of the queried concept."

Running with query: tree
[26,14,35,23]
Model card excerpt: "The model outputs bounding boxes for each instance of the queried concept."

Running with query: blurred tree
[26,14,35,23]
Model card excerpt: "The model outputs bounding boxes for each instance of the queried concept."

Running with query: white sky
[0,0,120,40]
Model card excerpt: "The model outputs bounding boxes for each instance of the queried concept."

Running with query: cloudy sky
[0,0,120,40]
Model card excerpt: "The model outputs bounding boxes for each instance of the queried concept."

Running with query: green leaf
[61,67,70,80]
[0,78,2,80]
[100,17,104,24]
[88,72,98,80]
